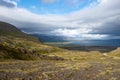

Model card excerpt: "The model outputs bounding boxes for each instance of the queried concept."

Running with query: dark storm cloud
[91,15,120,35]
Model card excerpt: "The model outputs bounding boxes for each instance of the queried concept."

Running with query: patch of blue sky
[17,0,99,14]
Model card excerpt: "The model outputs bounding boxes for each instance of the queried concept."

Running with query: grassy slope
[0,21,65,60]
[0,21,39,42]
[0,36,65,60]
[109,48,120,60]
[0,21,120,80]
[0,48,120,80]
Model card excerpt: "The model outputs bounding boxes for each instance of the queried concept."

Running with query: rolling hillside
[0,21,65,60]
[0,21,39,42]
[0,21,120,80]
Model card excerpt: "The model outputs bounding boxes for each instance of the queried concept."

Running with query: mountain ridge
[0,21,39,42]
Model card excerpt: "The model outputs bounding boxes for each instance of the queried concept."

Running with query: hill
[109,47,120,57]
[0,21,120,80]
[0,21,39,42]
[0,21,65,60]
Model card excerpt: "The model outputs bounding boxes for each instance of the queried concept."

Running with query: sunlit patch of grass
[0,36,65,60]
[50,51,103,61]
[109,48,120,57]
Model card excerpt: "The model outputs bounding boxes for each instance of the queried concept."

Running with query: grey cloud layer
[0,0,17,8]
[0,0,120,40]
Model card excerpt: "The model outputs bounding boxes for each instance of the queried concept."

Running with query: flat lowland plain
[0,50,120,80]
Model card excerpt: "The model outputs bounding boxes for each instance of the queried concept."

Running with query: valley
[0,21,120,80]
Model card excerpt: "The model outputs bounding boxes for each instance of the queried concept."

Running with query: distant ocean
[70,39,120,47]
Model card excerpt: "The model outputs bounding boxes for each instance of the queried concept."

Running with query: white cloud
[78,34,109,40]
[0,6,70,26]
[51,28,92,37]
[51,28,109,40]
[0,0,120,40]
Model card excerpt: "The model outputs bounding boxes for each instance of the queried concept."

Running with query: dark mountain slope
[0,21,39,42]
[0,21,65,60]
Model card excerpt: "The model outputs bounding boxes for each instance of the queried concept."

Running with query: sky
[17,0,98,14]
[0,0,120,41]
